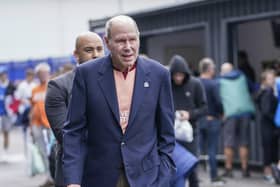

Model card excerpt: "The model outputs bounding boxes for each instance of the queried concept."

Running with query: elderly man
[45,32,104,187]
[63,15,176,187]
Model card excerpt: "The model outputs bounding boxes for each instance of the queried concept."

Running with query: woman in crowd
[257,70,278,184]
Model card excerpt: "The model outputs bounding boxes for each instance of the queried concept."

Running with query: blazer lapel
[126,57,150,133]
[97,56,120,124]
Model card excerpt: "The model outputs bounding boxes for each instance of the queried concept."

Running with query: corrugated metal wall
[134,0,280,31]
[90,0,280,63]
[132,0,280,63]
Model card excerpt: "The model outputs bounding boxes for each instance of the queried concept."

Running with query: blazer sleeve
[156,69,176,176]
[63,68,87,185]
[45,80,67,144]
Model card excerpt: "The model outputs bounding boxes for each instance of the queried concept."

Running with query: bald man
[63,15,175,187]
[45,32,104,187]
[74,32,104,64]
[219,62,255,178]
[220,62,233,76]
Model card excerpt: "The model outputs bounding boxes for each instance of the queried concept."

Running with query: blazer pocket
[142,154,160,172]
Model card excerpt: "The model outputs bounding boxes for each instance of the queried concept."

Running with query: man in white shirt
[14,69,37,155]
[15,69,37,112]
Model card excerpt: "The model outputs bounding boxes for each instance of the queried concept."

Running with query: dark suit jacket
[45,70,75,186]
[63,55,176,187]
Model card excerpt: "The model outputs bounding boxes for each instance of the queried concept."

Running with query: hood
[169,55,192,76]
[220,70,242,80]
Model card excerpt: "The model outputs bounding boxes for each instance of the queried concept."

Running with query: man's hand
[179,110,190,121]
[206,116,214,121]
[67,185,80,187]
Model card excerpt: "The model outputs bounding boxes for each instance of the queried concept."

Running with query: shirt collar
[113,62,137,79]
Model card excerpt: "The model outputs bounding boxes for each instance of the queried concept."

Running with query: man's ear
[104,36,110,49]
[73,50,79,62]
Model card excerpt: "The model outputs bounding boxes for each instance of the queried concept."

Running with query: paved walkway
[198,166,279,187]
[0,127,46,187]
[0,127,278,187]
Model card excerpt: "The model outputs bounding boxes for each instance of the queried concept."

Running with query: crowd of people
[0,15,280,187]
[169,52,280,186]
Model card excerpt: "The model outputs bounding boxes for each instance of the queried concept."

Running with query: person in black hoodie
[169,55,207,187]
[257,70,278,184]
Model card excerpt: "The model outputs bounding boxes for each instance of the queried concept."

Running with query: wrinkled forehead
[114,32,139,40]
[110,21,139,38]
[38,69,50,73]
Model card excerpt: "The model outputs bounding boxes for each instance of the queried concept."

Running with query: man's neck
[111,56,135,72]
[113,63,128,72]
[40,81,47,85]
[112,62,135,73]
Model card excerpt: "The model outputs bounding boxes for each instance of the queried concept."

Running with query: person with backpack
[219,63,255,178]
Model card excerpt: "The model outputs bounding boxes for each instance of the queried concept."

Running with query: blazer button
[121,142,125,146]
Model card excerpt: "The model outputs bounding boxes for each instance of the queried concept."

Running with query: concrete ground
[0,127,278,187]
[198,166,279,187]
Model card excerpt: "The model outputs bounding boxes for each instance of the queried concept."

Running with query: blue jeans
[198,117,221,180]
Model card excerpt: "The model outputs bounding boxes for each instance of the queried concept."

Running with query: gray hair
[105,15,140,39]
[199,57,215,74]
[35,62,51,74]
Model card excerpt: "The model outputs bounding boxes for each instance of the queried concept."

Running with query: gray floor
[198,166,278,187]
[0,127,278,187]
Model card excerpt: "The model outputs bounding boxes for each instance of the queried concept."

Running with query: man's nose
[124,40,132,49]
[92,50,98,59]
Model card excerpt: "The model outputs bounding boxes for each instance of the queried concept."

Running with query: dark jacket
[45,70,75,186]
[256,87,278,126]
[45,71,75,144]
[5,82,16,97]
[199,78,223,118]
[169,55,207,124]
[63,55,176,187]
[3,82,16,115]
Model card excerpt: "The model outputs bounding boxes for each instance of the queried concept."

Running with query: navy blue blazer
[63,55,176,187]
